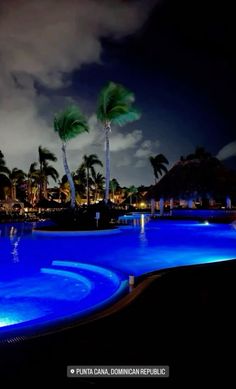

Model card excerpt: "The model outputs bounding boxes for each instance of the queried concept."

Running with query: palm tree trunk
[39,163,43,200]
[62,143,75,208]
[104,123,111,204]
[159,197,164,216]
[27,180,32,204]
[86,167,90,206]
[94,187,97,202]
[36,184,40,203]
[43,177,48,199]
[11,183,16,201]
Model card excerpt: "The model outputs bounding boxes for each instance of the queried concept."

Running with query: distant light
[203,220,209,225]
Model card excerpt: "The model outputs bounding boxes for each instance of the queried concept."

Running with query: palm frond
[97,82,141,126]
[111,108,141,126]
[155,154,169,165]
[0,165,10,175]
[30,170,41,180]
[97,81,116,118]
[150,154,169,180]
[82,154,103,168]
[0,150,10,175]
[54,105,89,143]
[44,165,59,182]
[28,162,38,174]
[39,146,57,164]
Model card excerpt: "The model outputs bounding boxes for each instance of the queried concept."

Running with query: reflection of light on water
[0,317,20,327]
[231,221,236,230]
[140,214,145,233]
[10,234,21,263]
[139,214,147,245]
[10,226,17,236]
[201,220,210,226]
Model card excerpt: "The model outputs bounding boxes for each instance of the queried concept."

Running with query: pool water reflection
[0,219,236,336]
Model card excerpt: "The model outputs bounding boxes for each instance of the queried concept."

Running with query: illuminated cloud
[135,140,152,157]
[135,139,160,157]
[0,0,156,183]
[0,0,154,88]
[134,159,146,168]
[110,130,143,152]
[216,141,236,160]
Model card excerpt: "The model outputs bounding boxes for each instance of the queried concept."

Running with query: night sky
[0,0,235,186]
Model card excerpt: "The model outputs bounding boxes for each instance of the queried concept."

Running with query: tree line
[1,81,169,208]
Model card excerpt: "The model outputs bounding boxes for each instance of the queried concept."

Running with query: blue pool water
[171,209,236,218]
[1,218,236,337]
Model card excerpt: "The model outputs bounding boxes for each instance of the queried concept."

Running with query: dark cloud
[0,0,157,184]
[0,0,234,187]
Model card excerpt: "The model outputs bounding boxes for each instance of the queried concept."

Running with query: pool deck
[0,259,236,385]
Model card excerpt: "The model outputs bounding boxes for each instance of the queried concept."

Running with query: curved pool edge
[0,267,176,344]
[0,273,156,345]
[0,262,128,343]
[131,255,236,278]
[32,227,121,236]
[1,258,236,344]
[77,257,236,327]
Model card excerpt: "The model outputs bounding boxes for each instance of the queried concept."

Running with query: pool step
[51,261,121,286]
[40,267,93,290]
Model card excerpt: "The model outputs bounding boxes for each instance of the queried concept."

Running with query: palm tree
[0,152,10,200]
[92,171,105,202]
[127,185,138,206]
[54,106,89,208]
[42,163,59,199]
[97,81,141,203]
[0,150,10,176]
[9,168,26,201]
[74,165,87,202]
[59,174,71,203]
[38,146,57,199]
[149,154,169,184]
[81,154,103,206]
[27,162,40,206]
[110,178,119,202]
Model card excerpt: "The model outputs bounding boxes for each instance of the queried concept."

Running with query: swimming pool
[1,218,236,338]
[171,209,236,218]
